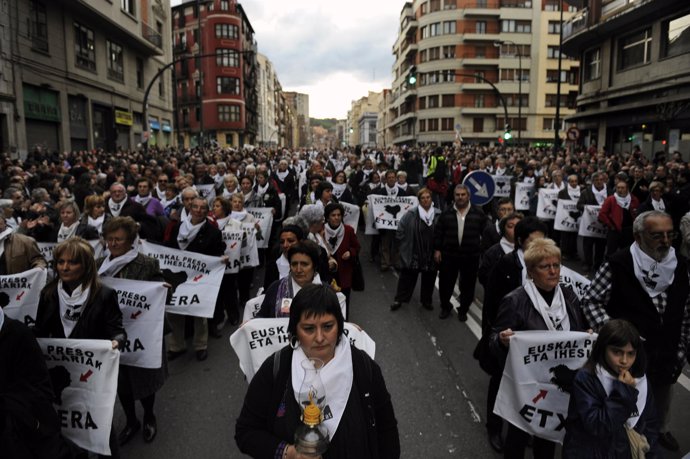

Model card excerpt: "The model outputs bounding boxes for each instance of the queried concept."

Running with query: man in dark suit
[164,197,225,361]
[576,171,611,275]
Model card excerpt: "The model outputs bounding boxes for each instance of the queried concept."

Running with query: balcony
[401,16,418,36]
[463,1,501,15]
[463,32,501,42]
[174,42,188,54]
[562,8,588,42]
[142,22,162,49]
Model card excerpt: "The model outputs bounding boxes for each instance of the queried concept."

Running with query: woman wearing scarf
[637,181,670,215]
[34,238,126,458]
[391,188,438,312]
[236,284,400,459]
[96,217,167,446]
[82,195,110,237]
[32,201,99,243]
[599,180,640,256]
[240,175,260,209]
[159,183,181,218]
[257,240,323,318]
[331,171,355,204]
[490,238,589,459]
[324,203,360,317]
[263,222,306,290]
[221,174,240,199]
[227,192,261,319]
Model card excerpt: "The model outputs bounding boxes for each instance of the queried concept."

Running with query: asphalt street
[117,239,690,459]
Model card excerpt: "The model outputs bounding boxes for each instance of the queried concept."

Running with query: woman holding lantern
[235,284,400,458]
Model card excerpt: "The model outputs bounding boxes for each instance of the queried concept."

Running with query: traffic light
[503,124,513,141]
[407,66,417,86]
[627,134,635,142]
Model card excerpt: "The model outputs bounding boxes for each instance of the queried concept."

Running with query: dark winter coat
[164,220,225,257]
[432,205,488,258]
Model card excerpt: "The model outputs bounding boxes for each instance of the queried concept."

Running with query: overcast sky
[173,0,403,119]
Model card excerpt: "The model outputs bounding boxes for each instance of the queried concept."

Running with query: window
[547,46,561,59]
[428,119,439,131]
[548,21,561,34]
[500,68,530,81]
[619,28,652,69]
[475,94,485,108]
[421,2,428,14]
[419,97,427,109]
[220,0,230,10]
[158,68,164,98]
[543,118,564,131]
[215,23,239,39]
[476,21,487,34]
[475,46,486,58]
[421,26,428,39]
[505,94,529,107]
[216,48,239,67]
[441,118,454,130]
[662,14,690,58]
[544,0,560,11]
[443,0,457,9]
[121,0,135,15]
[106,40,124,82]
[442,94,455,107]
[473,117,484,133]
[136,57,144,89]
[419,119,427,132]
[430,0,441,12]
[443,45,455,58]
[29,1,48,52]
[217,76,240,94]
[497,117,527,130]
[501,20,531,33]
[500,0,531,7]
[584,48,600,80]
[429,47,440,61]
[182,109,190,127]
[218,105,240,122]
[428,95,439,108]
[74,22,95,71]
[545,94,570,107]
[443,21,456,34]
[429,23,441,36]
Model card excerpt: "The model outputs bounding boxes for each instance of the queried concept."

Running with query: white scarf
[276,253,290,279]
[0,304,4,332]
[0,227,14,261]
[108,198,125,217]
[88,215,105,235]
[160,194,180,209]
[614,192,631,209]
[550,181,566,191]
[325,223,345,253]
[517,249,527,285]
[98,246,139,277]
[177,218,204,250]
[276,170,289,181]
[523,176,535,184]
[495,167,506,176]
[360,168,373,186]
[256,182,269,199]
[595,364,647,429]
[230,210,248,222]
[57,222,79,242]
[243,190,255,206]
[134,193,152,207]
[385,184,399,197]
[155,186,166,200]
[651,198,665,211]
[180,208,190,222]
[57,280,91,338]
[524,279,570,331]
[215,215,232,229]
[291,338,353,441]
[222,187,237,199]
[567,185,581,200]
[500,237,514,254]
[5,217,20,230]
[367,182,378,190]
[418,205,435,226]
[398,183,408,191]
[592,185,607,205]
[630,243,677,298]
[332,182,347,199]
[309,231,331,255]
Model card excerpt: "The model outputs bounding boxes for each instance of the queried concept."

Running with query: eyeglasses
[535,263,560,271]
[646,231,676,241]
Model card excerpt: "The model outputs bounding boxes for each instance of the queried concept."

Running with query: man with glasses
[155,174,169,200]
[582,210,690,452]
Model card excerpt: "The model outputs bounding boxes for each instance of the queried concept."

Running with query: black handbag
[351,255,365,291]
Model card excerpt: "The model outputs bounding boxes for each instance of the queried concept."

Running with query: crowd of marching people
[0,140,689,458]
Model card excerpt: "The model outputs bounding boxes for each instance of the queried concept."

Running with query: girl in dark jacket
[563,319,658,458]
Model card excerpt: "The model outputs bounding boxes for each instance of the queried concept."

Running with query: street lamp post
[494,40,523,145]
[554,0,565,155]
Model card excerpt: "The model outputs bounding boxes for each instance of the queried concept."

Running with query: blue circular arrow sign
[462,171,496,206]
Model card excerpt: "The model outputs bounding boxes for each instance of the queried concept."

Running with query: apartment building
[388,0,579,147]
[562,0,690,157]
[284,92,309,148]
[256,53,280,146]
[348,91,382,149]
[172,0,258,148]
[2,0,174,157]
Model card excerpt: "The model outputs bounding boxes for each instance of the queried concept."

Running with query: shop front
[23,84,60,152]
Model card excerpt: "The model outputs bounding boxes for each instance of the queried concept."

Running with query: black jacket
[165,220,225,257]
[433,205,488,258]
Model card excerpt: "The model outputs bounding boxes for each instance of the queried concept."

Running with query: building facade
[256,53,280,146]
[388,0,580,147]
[2,0,174,158]
[172,0,258,149]
[562,0,690,158]
[283,92,309,148]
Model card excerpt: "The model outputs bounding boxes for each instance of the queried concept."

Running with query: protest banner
[514,183,534,211]
[101,278,167,369]
[230,318,376,381]
[241,287,347,323]
[239,222,260,269]
[494,331,596,443]
[38,240,104,266]
[221,226,244,274]
[559,266,591,300]
[246,207,274,249]
[493,175,512,198]
[0,267,47,326]
[578,205,607,238]
[363,201,379,235]
[367,195,418,230]
[342,201,360,233]
[554,199,580,232]
[195,183,216,206]
[536,189,559,220]
[38,338,120,455]
[138,241,225,318]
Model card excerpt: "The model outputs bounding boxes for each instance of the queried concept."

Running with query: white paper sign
[367,195,418,230]
[554,199,580,232]
[240,223,260,269]
[38,240,104,265]
[493,175,512,198]
[101,278,167,369]
[196,183,217,206]
[559,267,591,300]
[342,201,360,233]
[494,331,596,443]
[363,202,379,235]
[241,290,347,323]
[230,318,376,381]
[578,205,606,239]
[38,338,120,455]
[0,267,47,326]
[221,226,244,274]
[536,189,559,220]
[515,183,534,211]
[138,241,225,318]
[246,207,274,249]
